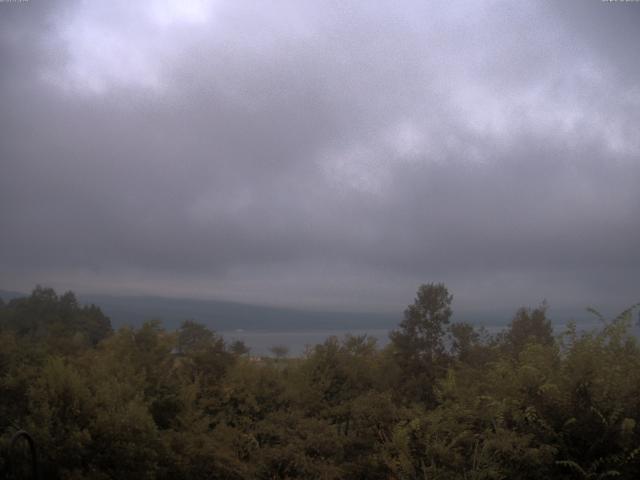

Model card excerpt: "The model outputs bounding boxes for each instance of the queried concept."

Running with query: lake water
[220,322,522,356]
[220,328,392,356]
[220,318,634,357]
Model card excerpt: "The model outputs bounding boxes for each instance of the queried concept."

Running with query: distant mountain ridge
[79,293,402,331]
[0,289,399,331]
[0,289,25,301]
[1,288,612,333]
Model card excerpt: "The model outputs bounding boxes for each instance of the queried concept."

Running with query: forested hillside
[1,285,639,479]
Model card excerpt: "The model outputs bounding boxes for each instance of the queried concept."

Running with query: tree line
[1,284,639,479]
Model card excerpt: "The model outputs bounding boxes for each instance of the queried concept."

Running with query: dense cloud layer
[1,0,639,313]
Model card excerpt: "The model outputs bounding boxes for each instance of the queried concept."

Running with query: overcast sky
[1,0,639,314]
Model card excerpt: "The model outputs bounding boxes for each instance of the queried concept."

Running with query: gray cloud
[1,0,638,314]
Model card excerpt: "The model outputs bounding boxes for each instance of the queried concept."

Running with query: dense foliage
[1,285,639,479]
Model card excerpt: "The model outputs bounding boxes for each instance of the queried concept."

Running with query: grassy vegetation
[1,285,639,479]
